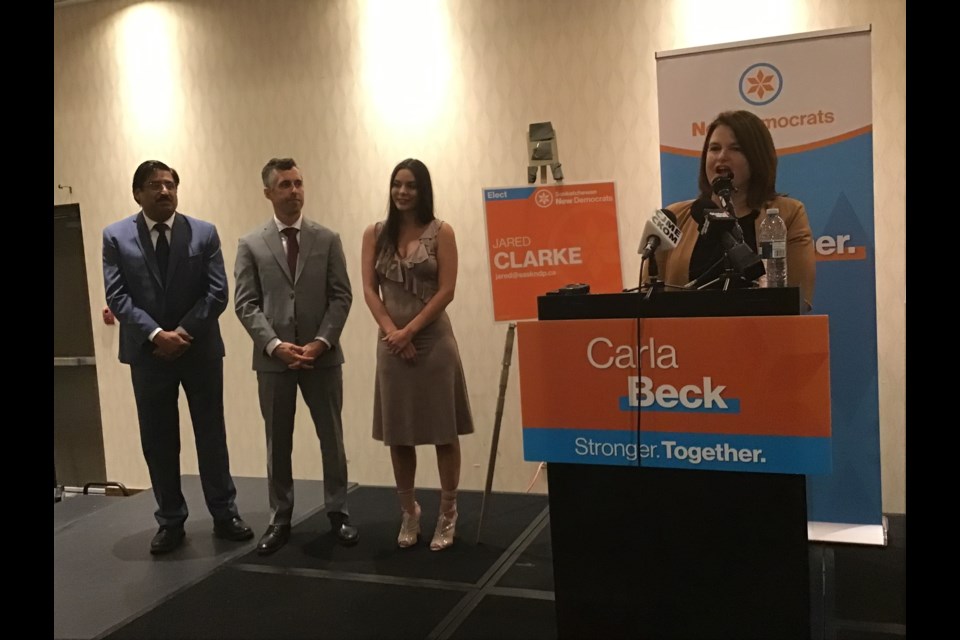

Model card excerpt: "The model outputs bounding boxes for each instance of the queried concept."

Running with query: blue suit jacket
[103,211,227,365]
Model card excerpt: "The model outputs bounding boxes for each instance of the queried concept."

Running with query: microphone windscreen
[702,210,738,238]
[690,197,714,227]
[711,174,734,196]
[638,209,682,255]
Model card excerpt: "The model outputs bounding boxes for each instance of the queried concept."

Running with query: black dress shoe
[256,524,290,556]
[214,516,254,541]
[150,526,185,555]
[329,515,359,546]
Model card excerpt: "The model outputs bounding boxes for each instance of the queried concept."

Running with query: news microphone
[701,209,738,237]
[697,192,743,241]
[690,196,713,228]
[698,209,765,282]
[638,208,681,259]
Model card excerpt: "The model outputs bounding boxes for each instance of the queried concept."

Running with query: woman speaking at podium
[651,110,816,311]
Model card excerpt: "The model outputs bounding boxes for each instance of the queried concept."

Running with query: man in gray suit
[234,157,357,554]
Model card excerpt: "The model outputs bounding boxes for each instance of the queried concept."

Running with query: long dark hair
[376,158,436,258]
[697,110,778,209]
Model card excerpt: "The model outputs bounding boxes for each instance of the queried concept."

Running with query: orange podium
[522,288,830,640]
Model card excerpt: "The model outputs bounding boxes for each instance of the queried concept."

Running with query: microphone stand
[694,266,746,292]
[690,177,760,290]
[625,255,661,296]
[716,192,736,218]
[626,255,685,296]
[643,277,663,302]
[684,254,754,292]
[644,252,664,297]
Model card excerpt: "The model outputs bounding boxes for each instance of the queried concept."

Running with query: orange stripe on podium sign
[484,182,623,321]
[517,316,831,437]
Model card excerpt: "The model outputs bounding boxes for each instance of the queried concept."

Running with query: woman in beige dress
[361,158,474,551]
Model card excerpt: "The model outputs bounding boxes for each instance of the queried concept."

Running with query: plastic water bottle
[758,208,787,288]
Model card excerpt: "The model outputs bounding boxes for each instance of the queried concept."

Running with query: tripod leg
[476,323,517,544]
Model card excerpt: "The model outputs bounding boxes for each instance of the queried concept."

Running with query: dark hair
[132,160,180,192]
[261,157,298,188]
[376,158,436,258]
[697,110,778,209]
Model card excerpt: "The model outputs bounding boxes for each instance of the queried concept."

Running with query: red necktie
[281,227,299,279]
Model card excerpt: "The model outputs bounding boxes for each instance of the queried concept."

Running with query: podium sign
[518,316,831,474]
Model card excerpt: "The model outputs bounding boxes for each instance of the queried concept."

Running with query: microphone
[690,196,714,228]
[692,195,744,243]
[701,209,738,237]
[695,208,764,283]
[711,173,736,216]
[638,208,681,259]
[638,208,681,287]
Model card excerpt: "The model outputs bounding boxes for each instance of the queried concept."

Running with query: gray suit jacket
[234,217,352,372]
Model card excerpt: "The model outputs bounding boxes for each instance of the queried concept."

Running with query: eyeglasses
[143,180,178,192]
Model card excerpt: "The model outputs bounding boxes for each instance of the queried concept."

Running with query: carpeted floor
[103,486,555,640]
[231,486,550,585]
[55,480,904,640]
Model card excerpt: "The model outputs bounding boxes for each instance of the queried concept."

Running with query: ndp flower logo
[739,63,783,106]
[534,189,554,208]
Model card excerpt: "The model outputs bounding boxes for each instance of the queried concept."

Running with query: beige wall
[54,0,905,513]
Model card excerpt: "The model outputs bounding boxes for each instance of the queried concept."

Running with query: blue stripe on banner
[483,187,536,201]
[523,428,832,475]
[617,396,741,413]
[659,154,701,207]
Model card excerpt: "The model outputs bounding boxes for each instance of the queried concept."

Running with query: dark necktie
[282,227,299,279]
[155,223,170,282]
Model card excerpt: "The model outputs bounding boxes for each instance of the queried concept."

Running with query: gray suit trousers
[257,365,349,525]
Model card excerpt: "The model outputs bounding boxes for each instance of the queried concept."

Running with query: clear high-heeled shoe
[430,509,457,551]
[397,502,421,548]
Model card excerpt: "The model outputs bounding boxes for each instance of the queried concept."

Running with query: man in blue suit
[103,160,253,554]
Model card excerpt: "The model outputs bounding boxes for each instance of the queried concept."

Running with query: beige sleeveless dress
[372,219,474,446]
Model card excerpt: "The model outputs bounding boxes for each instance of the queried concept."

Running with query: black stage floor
[53,476,904,640]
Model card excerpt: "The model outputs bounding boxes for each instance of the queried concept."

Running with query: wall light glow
[117,2,183,146]
[360,0,454,132]
[671,0,806,49]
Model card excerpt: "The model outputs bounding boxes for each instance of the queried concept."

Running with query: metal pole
[475,322,517,544]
